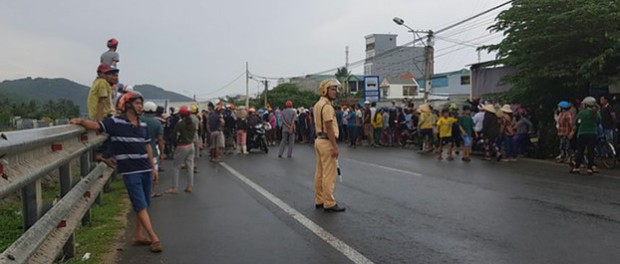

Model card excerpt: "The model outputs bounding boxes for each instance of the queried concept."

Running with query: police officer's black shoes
[324,204,346,212]
[315,204,324,209]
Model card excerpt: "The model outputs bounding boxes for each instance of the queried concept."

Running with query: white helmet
[143,101,157,113]
[582,96,596,107]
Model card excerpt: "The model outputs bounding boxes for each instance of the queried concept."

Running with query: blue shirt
[347,111,356,127]
[99,116,152,176]
[143,114,163,157]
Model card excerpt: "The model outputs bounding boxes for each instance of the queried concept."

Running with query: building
[364,34,426,80]
[289,74,365,94]
[379,77,418,100]
[470,61,515,98]
[419,69,472,97]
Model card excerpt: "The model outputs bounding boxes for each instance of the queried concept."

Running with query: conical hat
[419,103,431,113]
[483,104,496,113]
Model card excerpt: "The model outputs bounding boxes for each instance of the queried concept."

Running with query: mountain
[0,77,192,114]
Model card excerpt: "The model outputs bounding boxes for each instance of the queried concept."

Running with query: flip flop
[133,238,152,246]
[151,192,163,198]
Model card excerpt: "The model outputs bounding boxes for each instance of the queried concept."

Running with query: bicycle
[595,137,617,169]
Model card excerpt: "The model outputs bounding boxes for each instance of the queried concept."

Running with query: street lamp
[393,17,434,103]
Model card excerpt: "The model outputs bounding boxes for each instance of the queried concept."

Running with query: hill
[0,78,192,114]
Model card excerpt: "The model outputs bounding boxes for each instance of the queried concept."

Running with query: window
[402,85,417,96]
[382,87,389,97]
[461,75,471,85]
[366,43,375,51]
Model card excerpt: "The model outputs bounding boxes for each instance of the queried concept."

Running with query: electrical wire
[248,0,513,80]
[195,71,246,96]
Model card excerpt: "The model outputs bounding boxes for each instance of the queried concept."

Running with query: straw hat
[500,104,513,113]
[482,104,496,113]
[419,103,431,113]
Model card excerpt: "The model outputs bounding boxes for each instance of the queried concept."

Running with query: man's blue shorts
[123,172,152,212]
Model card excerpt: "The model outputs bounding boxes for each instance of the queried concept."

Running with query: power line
[195,71,246,96]
[250,0,513,80]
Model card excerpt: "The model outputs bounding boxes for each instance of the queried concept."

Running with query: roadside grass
[0,178,129,263]
[60,179,128,264]
[0,202,22,252]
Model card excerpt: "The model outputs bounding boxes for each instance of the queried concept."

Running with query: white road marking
[219,162,375,264]
[343,158,424,177]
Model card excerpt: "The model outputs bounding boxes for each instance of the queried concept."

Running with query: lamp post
[393,17,434,103]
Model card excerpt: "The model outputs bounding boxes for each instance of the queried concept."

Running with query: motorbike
[247,122,271,153]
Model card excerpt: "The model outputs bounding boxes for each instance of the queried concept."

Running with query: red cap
[285,100,293,108]
[97,64,119,74]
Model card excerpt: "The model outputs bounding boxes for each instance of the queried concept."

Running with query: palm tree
[335,67,350,95]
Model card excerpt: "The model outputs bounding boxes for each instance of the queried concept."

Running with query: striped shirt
[99,116,152,175]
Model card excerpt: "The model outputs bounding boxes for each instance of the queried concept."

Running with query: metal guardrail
[0,125,111,263]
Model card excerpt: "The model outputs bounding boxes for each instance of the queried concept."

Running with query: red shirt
[557,111,573,136]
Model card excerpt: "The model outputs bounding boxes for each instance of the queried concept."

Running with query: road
[116,143,620,264]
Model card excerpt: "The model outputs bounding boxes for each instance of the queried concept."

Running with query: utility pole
[263,80,269,108]
[345,46,350,95]
[245,62,249,108]
[423,31,434,103]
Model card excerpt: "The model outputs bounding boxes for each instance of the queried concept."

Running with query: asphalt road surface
[116,143,620,264]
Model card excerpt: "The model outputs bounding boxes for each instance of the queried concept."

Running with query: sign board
[364,75,380,102]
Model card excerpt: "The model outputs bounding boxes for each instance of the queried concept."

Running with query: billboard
[364,75,380,102]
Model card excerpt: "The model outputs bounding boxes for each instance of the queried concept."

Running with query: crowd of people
[70,38,620,254]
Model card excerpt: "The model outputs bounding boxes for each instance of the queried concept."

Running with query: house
[379,77,419,100]
[470,61,515,98]
[289,74,365,94]
[419,69,472,97]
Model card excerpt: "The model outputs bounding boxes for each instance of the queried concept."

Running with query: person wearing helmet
[278,100,297,158]
[170,105,197,193]
[313,79,345,212]
[570,96,601,174]
[114,84,134,113]
[555,101,574,163]
[208,104,225,162]
[599,96,617,144]
[70,91,163,253]
[88,64,119,121]
[188,105,201,163]
[143,101,165,175]
[101,38,120,67]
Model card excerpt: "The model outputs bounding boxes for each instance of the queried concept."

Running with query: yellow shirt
[372,112,383,128]
[87,78,114,120]
[313,97,339,138]
[419,112,433,129]
[436,117,458,138]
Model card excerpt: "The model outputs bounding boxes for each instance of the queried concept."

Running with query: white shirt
[473,111,485,132]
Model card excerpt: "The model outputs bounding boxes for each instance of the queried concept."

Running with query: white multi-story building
[364,34,426,79]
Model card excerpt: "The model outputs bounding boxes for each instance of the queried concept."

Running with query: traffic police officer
[313,79,345,212]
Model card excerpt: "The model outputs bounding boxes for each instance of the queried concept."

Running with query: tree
[256,83,318,109]
[335,67,350,94]
[482,0,620,157]
[484,0,620,103]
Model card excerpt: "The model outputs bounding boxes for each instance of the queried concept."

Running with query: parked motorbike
[247,122,271,153]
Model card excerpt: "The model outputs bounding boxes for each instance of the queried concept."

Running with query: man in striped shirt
[70,91,162,253]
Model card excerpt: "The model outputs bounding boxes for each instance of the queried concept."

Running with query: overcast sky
[0,0,510,100]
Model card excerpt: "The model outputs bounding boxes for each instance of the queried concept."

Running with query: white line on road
[219,162,375,264]
[343,158,424,177]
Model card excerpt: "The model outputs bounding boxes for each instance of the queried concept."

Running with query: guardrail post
[21,179,42,231]
[59,163,75,259]
[80,151,91,226]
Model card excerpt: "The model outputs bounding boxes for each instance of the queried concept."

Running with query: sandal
[164,188,178,194]
[133,238,152,246]
[569,168,580,174]
[184,187,193,193]
[150,241,163,253]
[587,169,593,175]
